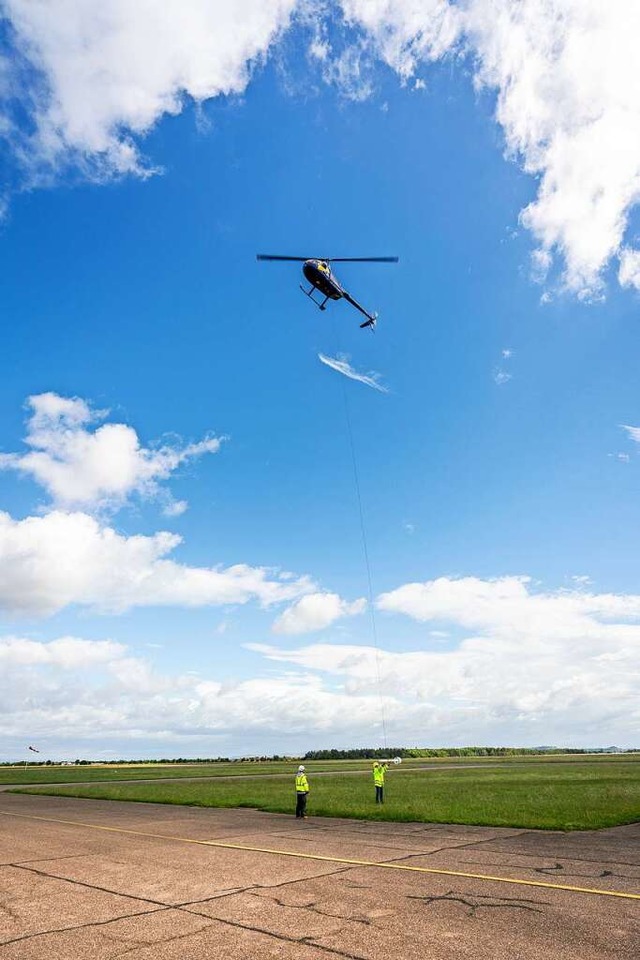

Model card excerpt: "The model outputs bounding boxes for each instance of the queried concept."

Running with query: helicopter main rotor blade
[327,256,399,263]
[257,255,399,262]
[256,255,311,261]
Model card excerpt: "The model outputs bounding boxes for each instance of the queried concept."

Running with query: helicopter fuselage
[302,259,343,300]
[256,252,391,328]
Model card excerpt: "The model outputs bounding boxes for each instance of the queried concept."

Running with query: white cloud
[0,509,314,617]
[377,574,640,640]
[272,592,366,635]
[162,499,188,518]
[0,633,400,751]
[571,575,592,587]
[0,635,126,669]
[256,574,640,742]
[0,392,222,511]
[342,1,640,297]
[2,0,298,181]
[318,353,388,393]
[340,0,461,79]
[467,2,640,297]
[317,40,374,102]
[3,570,640,753]
[501,348,512,359]
[621,424,640,444]
[309,39,330,63]
[619,248,640,290]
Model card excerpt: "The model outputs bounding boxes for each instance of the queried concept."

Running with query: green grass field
[1,753,634,786]
[12,758,640,830]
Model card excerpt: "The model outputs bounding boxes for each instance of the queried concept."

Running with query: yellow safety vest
[373,765,385,786]
[296,774,309,793]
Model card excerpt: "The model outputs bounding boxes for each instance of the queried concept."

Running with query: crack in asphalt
[439,831,531,851]
[173,864,353,910]
[408,889,546,917]
[0,906,172,947]
[10,854,90,866]
[246,889,373,926]
[178,906,368,960]
[472,848,640,868]
[7,861,170,908]
[367,839,530,869]
[174,883,262,905]
[460,858,640,882]
[533,863,640,881]
[0,896,20,922]
[269,831,488,858]
[100,918,214,957]
[337,880,372,890]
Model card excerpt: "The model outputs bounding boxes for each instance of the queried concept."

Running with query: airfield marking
[2,809,639,902]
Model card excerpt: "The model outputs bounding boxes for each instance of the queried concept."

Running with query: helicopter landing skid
[300,284,329,311]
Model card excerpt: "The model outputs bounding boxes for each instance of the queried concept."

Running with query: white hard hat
[298,765,305,772]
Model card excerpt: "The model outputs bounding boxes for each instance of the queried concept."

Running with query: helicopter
[256,254,398,329]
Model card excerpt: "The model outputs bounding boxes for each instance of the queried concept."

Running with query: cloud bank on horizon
[3,572,639,754]
[2,1,640,298]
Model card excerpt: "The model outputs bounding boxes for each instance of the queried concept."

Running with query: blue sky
[1,2,639,759]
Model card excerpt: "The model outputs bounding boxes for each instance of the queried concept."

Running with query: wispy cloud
[621,424,640,443]
[318,353,388,393]
[493,368,512,386]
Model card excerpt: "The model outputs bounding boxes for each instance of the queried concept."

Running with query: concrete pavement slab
[0,792,637,959]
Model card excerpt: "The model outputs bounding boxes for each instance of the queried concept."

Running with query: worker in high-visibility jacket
[295,765,310,818]
[373,761,389,804]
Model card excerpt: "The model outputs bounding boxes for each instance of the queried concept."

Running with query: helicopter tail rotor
[359,312,378,331]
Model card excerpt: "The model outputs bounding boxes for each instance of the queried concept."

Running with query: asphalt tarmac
[0,793,638,958]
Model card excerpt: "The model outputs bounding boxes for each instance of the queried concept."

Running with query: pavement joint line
[2,810,639,902]
[0,907,174,949]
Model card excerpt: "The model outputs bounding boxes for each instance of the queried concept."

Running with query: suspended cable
[329,321,388,749]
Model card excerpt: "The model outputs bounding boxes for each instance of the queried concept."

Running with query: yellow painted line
[2,810,639,902]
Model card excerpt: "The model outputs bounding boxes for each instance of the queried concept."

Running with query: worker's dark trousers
[375,785,384,803]
[296,792,308,817]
